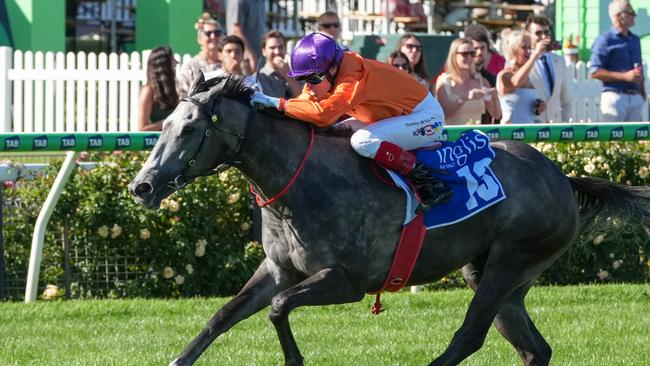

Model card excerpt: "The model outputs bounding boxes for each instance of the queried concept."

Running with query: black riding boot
[408,162,453,207]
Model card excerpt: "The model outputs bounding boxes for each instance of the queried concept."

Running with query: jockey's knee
[350,129,379,158]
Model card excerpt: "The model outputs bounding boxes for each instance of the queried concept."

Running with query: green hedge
[2,142,649,300]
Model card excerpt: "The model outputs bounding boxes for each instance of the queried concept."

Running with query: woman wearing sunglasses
[177,12,224,97]
[251,32,452,207]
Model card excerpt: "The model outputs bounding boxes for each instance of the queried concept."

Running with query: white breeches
[348,93,446,158]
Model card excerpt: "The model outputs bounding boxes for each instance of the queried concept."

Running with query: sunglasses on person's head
[392,62,410,70]
[319,22,340,29]
[404,43,422,51]
[457,50,477,58]
[296,73,327,85]
[203,29,223,37]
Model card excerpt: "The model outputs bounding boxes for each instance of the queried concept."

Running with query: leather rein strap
[250,125,315,208]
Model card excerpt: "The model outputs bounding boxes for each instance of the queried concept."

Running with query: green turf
[1,284,648,365]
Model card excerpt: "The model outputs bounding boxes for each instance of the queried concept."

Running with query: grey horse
[129,75,650,366]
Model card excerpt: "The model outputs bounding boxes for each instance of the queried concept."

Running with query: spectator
[208,35,256,87]
[177,12,223,97]
[463,24,505,87]
[316,11,341,41]
[525,15,573,123]
[256,30,302,98]
[464,23,505,124]
[386,50,412,75]
[590,0,645,122]
[227,0,266,74]
[137,47,179,131]
[396,34,430,89]
[435,38,500,125]
[497,30,547,124]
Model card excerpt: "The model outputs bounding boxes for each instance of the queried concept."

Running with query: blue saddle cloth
[387,130,506,230]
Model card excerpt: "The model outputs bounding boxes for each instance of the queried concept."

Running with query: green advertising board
[1,123,649,153]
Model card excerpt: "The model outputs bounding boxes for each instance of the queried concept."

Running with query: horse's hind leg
[170,259,295,366]
[493,284,552,366]
[429,253,543,366]
[268,266,365,366]
[462,262,551,366]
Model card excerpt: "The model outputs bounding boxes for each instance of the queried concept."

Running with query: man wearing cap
[250,32,453,208]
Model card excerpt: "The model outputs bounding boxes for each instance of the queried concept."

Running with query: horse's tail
[568,176,650,233]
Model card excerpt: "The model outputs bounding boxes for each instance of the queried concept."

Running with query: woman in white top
[435,38,501,125]
[497,30,548,124]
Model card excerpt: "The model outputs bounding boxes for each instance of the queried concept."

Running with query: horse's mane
[188,73,254,104]
[189,73,354,138]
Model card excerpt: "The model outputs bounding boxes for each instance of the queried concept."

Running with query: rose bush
[2,142,649,299]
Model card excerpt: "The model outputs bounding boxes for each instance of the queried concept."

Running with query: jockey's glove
[250,91,280,109]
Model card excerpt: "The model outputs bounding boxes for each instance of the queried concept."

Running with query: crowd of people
[137,0,645,131]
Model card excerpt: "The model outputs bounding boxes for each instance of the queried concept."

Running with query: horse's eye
[181,125,194,135]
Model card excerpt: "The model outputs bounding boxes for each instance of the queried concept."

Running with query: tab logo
[610,127,624,140]
[143,134,159,148]
[560,128,574,140]
[116,134,131,148]
[4,136,19,150]
[635,126,649,139]
[32,135,48,149]
[536,127,551,141]
[88,135,104,149]
[585,127,599,140]
[61,135,77,149]
[511,128,525,141]
[486,129,500,140]
[440,130,449,141]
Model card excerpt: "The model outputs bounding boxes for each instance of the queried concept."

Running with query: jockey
[251,32,452,207]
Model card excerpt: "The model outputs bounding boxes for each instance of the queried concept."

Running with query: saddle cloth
[387,130,506,229]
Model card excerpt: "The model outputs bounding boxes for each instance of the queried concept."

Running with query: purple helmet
[287,32,343,78]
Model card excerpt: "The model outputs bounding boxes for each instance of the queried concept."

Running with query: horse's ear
[188,71,206,96]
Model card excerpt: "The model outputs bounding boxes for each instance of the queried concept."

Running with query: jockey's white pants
[348,93,445,158]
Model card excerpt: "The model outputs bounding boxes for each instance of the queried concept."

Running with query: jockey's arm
[281,76,361,127]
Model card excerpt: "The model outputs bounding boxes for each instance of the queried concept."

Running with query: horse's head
[129,73,254,208]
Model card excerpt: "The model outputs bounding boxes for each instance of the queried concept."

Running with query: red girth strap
[250,126,315,208]
[369,212,426,315]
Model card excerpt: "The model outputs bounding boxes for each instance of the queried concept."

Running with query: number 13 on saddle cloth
[386,130,506,228]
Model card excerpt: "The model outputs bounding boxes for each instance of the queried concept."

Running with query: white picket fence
[1,46,649,133]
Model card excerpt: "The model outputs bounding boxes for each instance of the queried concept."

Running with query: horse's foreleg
[268,266,365,366]
[170,259,294,366]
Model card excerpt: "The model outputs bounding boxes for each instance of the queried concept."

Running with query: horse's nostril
[133,182,153,198]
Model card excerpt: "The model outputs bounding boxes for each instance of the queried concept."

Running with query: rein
[251,126,315,208]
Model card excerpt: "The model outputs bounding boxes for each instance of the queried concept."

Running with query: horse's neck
[237,114,316,199]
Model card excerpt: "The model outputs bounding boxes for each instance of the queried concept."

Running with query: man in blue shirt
[590,0,645,122]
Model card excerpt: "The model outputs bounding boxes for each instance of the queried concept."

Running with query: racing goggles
[297,73,327,85]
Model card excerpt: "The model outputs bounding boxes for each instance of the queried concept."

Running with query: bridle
[165,94,316,209]
[165,95,251,190]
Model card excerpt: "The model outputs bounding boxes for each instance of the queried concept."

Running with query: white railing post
[24,151,79,303]
[0,47,12,132]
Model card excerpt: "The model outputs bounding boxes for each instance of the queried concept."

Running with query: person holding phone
[525,14,573,123]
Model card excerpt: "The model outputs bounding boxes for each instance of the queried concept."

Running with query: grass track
[1,284,649,365]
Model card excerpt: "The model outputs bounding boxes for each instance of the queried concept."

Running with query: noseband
[165,96,251,190]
